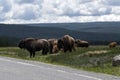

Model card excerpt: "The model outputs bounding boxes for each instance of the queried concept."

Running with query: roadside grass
[0,46,120,76]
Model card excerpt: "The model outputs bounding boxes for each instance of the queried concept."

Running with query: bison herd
[18,35,118,58]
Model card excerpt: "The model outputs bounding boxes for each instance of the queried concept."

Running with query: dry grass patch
[84,50,109,55]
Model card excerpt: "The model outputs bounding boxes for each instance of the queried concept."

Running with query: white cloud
[0,0,120,23]
[79,0,112,16]
[12,4,39,20]
[111,7,120,15]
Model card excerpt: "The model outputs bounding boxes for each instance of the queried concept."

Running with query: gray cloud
[102,0,120,6]
[13,9,36,20]
[60,6,80,17]
[12,4,40,20]
[0,13,6,21]
[77,0,92,4]
[14,0,34,4]
[0,0,11,13]
[0,0,12,21]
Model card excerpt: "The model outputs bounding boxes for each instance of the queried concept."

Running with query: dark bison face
[18,40,25,49]
[57,39,63,50]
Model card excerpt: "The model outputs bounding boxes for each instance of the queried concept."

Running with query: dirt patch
[77,50,110,57]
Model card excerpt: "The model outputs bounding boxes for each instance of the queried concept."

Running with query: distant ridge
[0,22,120,46]
[25,22,120,33]
[0,22,120,41]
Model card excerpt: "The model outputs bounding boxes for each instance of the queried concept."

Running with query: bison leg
[73,45,76,51]
[69,48,72,52]
[67,46,72,52]
[29,51,35,58]
[33,52,35,57]
[42,47,49,55]
[68,47,72,52]
[30,52,33,58]
[49,46,53,54]
[42,49,46,55]
[63,48,67,52]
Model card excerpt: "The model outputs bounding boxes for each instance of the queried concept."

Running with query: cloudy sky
[0,0,120,24]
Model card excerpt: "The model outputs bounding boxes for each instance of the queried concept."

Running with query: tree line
[0,37,119,47]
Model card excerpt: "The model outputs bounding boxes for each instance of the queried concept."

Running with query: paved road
[0,57,120,80]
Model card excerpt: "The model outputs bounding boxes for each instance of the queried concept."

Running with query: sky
[0,0,120,24]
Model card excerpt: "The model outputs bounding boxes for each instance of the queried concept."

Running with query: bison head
[18,38,35,49]
[18,40,26,49]
[57,39,63,50]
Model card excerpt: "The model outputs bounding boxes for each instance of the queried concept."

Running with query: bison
[75,39,89,48]
[52,43,59,53]
[109,42,117,48]
[18,38,49,58]
[48,39,58,53]
[57,35,76,52]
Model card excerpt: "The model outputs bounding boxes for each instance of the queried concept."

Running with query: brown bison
[48,39,58,53]
[57,35,76,52]
[18,38,49,58]
[52,43,59,53]
[109,42,117,48]
[75,39,89,48]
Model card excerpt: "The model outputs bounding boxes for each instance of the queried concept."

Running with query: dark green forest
[0,22,120,46]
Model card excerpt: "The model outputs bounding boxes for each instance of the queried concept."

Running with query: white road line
[74,73,102,80]
[16,61,36,66]
[56,69,102,80]
[57,70,67,73]
[0,58,102,80]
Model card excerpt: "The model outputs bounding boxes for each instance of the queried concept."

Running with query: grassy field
[0,46,120,76]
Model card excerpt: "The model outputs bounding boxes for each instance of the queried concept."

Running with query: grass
[0,46,120,76]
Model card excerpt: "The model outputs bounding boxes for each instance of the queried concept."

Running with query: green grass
[0,46,120,76]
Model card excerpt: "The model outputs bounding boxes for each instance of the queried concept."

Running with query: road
[0,57,120,80]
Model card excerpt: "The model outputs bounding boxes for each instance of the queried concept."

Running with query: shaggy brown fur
[48,39,58,53]
[57,35,76,52]
[109,42,117,48]
[75,39,89,48]
[18,38,49,58]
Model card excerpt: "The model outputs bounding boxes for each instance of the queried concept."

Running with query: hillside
[27,22,120,33]
[0,24,120,40]
[0,22,120,46]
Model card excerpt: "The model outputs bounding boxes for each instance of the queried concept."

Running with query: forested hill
[0,23,120,40]
[0,22,120,46]
[27,22,120,33]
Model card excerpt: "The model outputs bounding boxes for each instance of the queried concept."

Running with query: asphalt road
[0,57,120,80]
